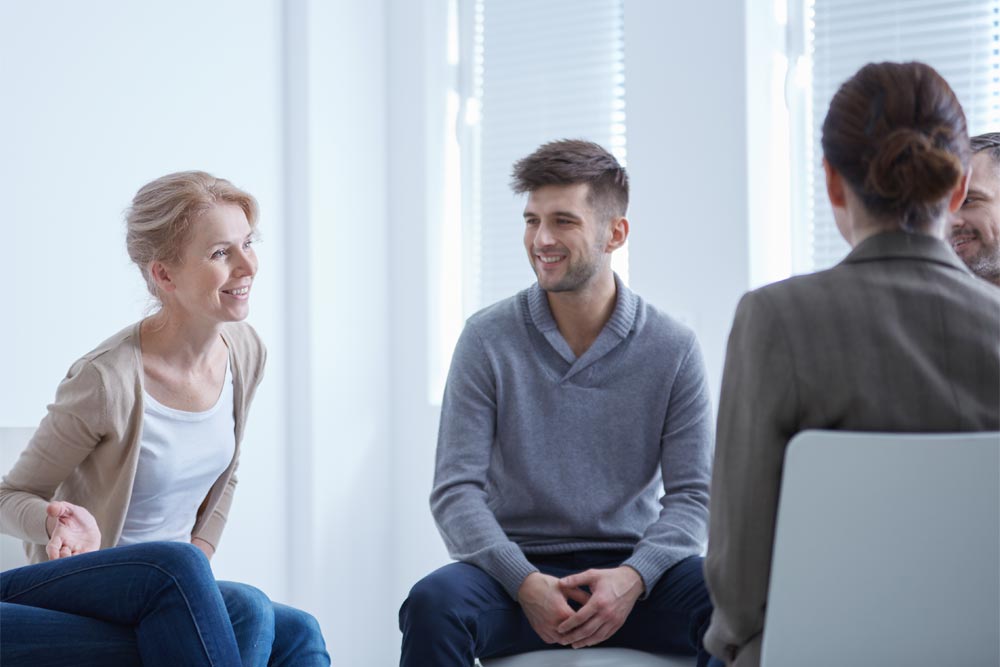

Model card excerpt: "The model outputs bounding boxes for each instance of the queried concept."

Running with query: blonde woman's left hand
[45,501,101,560]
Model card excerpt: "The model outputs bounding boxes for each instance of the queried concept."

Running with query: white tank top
[118,362,236,546]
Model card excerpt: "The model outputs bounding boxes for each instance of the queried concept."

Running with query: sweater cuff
[26,504,50,545]
[490,543,540,599]
[623,547,677,599]
[8,496,53,546]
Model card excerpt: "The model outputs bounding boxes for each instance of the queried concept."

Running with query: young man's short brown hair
[510,139,629,222]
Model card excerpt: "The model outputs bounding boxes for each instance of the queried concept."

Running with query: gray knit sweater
[431,275,713,599]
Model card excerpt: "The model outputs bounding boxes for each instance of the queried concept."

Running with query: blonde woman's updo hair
[821,61,970,231]
[126,171,259,296]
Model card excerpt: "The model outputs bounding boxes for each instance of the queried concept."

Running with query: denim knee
[117,541,215,590]
[272,602,328,664]
[127,541,208,571]
[219,581,275,631]
[219,581,276,646]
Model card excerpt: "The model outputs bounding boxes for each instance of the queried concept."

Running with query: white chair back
[0,427,37,571]
[762,430,1000,667]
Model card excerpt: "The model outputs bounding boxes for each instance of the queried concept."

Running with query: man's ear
[149,261,176,293]
[947,166,971,213]
[824,158,847,208]
[606,216,629,252]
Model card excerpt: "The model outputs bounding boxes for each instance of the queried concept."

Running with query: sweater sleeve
[0,359,108,545]
[191,460,239,551]
[429,322,539,599]
[703,291,798,663]
[623,332,713,597]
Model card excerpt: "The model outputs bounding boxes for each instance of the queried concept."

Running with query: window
[789,0,1000,273]
[463,0,628,310]
[432,0,628,399]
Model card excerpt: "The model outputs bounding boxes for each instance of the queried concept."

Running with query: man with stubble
[950,132,1000,286]
[399,140,718,666]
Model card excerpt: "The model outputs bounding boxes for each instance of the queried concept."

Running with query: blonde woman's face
[161,204,257,324]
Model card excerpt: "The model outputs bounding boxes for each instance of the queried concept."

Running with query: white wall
[624,0,750,407]
[292,1,396,664]
[386,0,453,628]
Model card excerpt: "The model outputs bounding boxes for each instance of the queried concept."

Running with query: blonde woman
[0,172,329,666]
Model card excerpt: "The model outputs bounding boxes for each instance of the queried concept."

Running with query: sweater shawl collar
[524,273,638,381]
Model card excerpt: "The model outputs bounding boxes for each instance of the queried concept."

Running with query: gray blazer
[703,231,1000,667]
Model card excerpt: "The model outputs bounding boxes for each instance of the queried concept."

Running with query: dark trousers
[399,551,717,667]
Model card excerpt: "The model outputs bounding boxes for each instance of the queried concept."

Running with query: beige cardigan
[0,320,266,564]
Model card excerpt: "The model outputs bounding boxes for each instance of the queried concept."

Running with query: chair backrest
[761,430,1000,667]
[0,427,37,571]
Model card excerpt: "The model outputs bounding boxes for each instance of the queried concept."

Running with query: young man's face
[523,183,611,293]
[950,152,1000,283]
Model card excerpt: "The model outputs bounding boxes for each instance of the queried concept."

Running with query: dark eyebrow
[965,187,990,200]
[522,210,583,220]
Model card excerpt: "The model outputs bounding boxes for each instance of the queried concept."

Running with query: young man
[950,132,1000,286]
[399,140,717,666]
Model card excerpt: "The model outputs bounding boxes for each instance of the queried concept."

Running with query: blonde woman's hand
[45,501,101,560]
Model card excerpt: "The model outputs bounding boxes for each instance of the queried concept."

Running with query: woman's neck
[842,189,945,247]
[140,310,225,370]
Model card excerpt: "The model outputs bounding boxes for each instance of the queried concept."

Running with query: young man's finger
[570,620,608,648]
[558,570,597,589]
[557,602,598,634]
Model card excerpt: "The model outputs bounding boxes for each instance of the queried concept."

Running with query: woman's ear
[947,167,971,214]
[149,261,176,293]
[825,158,858,246]
[824,158,847,208]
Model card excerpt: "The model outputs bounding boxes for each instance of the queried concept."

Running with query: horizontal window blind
[470,0,626,310]
[804,0,999,271]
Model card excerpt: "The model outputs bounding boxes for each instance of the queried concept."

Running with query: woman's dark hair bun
[864,126,963,205]
[821,61,970,230]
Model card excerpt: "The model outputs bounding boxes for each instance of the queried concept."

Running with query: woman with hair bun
[0,172,329,666]
[703,62,1000,667]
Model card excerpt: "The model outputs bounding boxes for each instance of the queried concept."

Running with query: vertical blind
[466,0,627,311]
[804,0,1000,271]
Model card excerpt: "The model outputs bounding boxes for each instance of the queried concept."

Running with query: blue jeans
[218,581,331,667]
[0,544,330,667]
[400,551,717,667]
[0,541,241,666]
